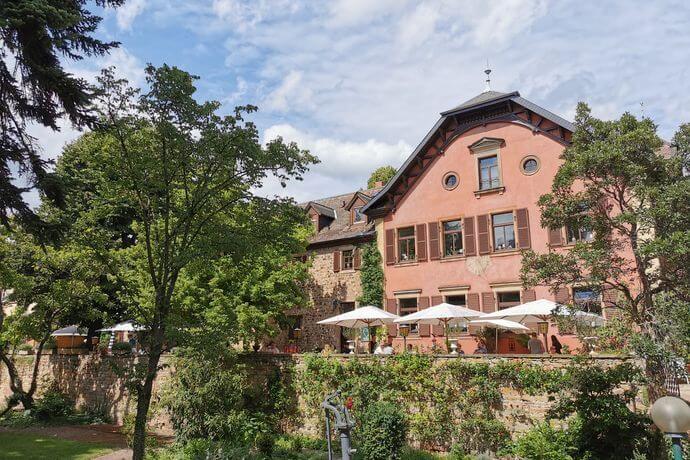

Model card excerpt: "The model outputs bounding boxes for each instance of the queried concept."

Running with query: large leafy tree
[0,0,123,229]
[92,65,317,459]
[521,104,690,396]
[367,165,396,188]
[0,227,108,415]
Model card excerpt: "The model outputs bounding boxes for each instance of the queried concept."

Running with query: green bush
[357,401,408,460]
[33,389,74,420]
[112,341,132,353]
[17,343,34,352]
[506,423,575,460]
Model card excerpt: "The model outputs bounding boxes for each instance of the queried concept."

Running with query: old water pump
[321,390,356,460]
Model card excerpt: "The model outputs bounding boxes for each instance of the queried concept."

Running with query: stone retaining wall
[0,352,640,437]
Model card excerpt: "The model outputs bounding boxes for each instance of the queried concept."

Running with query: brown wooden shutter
[602,287,618,319]
[353,248,361,270]
[428,222,440,260]
[516,208,531,249]
[548,227,563,247]
[385,229,396,265]
[333,251,341,272]
[416,224,427,262]
[431,295,444,336]
[482,292,496,312]
[463,216,476,256]
[554,287,569,304]
[386,298,399,336]
[522,289,536,303]
[467,293,480,311]
[477,214,491,254]
[418,296,430,336]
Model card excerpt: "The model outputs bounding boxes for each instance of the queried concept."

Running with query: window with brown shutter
[497,291,520,309]
[398,227,416,262]
[416,223,427,262]
[385,229,396,265]
[342,249,354,270]
[467,293,480,311]
[333,251,341,272]
[481,292,496,312]
[464,216,476,256]
[442,219,463,257]
[418,296,430,336]
[548,227,563,247]
[428,222,440,260]
[515,208,531,249]
[431,295,444,336]
[399,298,419,334]
[386,298,399,336]
[353,248,361,270]
[477,214,491,254]
[522,289,536,303]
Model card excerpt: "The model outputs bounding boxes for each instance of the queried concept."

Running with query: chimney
[373,181,385,188]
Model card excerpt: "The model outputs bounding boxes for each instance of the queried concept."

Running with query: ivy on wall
[357,242,384,308]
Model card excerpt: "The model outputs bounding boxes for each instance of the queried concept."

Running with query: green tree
[92,65,317,459]
[521,104,690,397]
[367,165,396,188]
[0,227,107,415]
[358,242,384,307]
[0,0,123,229]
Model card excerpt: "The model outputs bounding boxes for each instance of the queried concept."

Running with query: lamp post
[650,396,690,460]
[399,324,410,352]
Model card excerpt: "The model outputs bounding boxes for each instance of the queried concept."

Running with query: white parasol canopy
[96,320,147,333]
[317,306,399,328]
[394,303,485,325]
[469,319,531,332]
[480,299,605,325]
[51,325,87,337]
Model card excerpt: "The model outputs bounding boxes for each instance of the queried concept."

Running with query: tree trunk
[131,326,164,460]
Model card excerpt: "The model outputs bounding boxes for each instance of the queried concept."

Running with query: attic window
[353,206,364,223]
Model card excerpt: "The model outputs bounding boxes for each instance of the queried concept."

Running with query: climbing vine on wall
[357,242,384,308]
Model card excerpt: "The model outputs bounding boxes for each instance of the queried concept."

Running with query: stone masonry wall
[277,244,365,353]
[0,352,640,438]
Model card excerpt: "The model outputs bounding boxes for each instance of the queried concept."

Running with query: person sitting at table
[473,339,488,354]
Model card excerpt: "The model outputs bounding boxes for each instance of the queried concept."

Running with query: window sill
[394,261,419,267]
[490,248,520,257]
[473,186,505,197]
[439,255,466,263]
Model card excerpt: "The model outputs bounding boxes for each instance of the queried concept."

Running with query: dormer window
[353,206,364,223]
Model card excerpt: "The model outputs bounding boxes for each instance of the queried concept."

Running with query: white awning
[317,306,399,328]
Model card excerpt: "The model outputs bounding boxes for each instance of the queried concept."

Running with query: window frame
[341,249,354,270]
[520,155,540,175]
[442,171,459,191]
[478,154,501,190]
[566,223,594,244]
[491,211,517,252]
[397,226,416,263]
[398,297,420,334]
[352,206,365,224]
[497,291,521,310]
[442,219,464,257]
[444,294,468,335]
[572,287,602,314]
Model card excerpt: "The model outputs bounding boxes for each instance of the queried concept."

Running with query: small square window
[353,206,365,223]
[342,249,354,270]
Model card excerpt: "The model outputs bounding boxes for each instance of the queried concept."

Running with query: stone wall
[0,352,641,438]
[277,244,365,353]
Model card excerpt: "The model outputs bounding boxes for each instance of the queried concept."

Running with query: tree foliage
[358,242,384,308]
[0,226,108,414]
[521,103,690,329]
[0,0,123,229]
[367,165,396,188]
[88,64,317,459]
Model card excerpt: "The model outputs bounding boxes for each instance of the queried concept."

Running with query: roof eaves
[511,96,576,133]
[440,91,519,116]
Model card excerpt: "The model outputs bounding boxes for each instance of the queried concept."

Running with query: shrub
[506,423,575,460]
[454,417,510,456]
[33,389,74,420]
[17,343,34,352]
[112,341,132,353]
[356,401,408,460]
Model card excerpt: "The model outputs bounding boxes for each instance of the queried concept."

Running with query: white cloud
[259,124,411,201]
[262,71,314,112]
[116,0,146,31]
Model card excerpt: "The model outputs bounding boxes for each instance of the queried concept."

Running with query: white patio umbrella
[469,319,530,352]
[394,303,485,351]
[317,306,399,328]
[95,320,147,333]
[478,299,605,350]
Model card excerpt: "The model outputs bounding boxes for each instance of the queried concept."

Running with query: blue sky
[35,0,690,202]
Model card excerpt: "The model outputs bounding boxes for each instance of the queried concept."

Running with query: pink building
[363,90,609,354]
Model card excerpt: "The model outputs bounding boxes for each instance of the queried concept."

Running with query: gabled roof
[362,90,575,217]
[305,201,336,219]
[302,186,382,247]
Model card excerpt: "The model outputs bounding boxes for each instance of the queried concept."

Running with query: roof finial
[484,60,492,92]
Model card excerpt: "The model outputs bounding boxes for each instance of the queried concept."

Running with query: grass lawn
[0,432,116,459]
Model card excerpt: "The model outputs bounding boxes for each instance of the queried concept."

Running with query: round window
[442,172,459,190]
[521,156,540,175]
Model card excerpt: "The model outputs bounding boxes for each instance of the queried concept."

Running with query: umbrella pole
[495,328,498,354]
[444,320,450,353]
